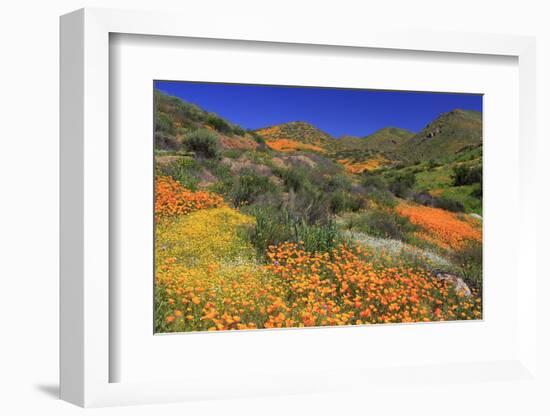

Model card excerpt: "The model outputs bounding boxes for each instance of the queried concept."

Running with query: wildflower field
[153,85,483,333]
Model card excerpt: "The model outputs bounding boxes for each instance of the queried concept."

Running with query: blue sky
[154,80,482,138]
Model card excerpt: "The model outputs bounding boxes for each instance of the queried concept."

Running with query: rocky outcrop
[433,271,473,297]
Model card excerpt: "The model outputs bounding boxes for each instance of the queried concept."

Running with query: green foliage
[433,197,464,212]
[361,172,396,207]
[280,166,309,192]
[440,185,482,215]
[232,125,246,136]
[368,189,397,208]
[155,132,180,151]
[389,171,416,198]
[248,130,266,144]
[342,209,417,242]
[324,174,352,193]
[223,149,246,159]
[229,169,277,206]
[412,191,465,213]
[156,157,201,191]
[470,183,482,198]
[183,129,220,159]
[452,239,483,294]
[241,206,343,259]
[412,159,482,214]
[155,112,175,135]
[287,183,330,225]
[361,172,386,190]
[206,114,232,134]
[451,164,482,186]
[427,159,440,170]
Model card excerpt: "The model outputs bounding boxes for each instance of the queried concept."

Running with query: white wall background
[0,1,548,415]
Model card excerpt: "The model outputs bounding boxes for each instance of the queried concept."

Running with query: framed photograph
[152,80,483,335]
[60,8,540,409]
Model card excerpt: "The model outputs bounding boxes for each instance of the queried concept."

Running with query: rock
[434,271,473,297]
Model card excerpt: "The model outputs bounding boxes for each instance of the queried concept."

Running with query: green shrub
[368,189,396,208]
[343,209,417,242]
[224,149,246,159]
[156,157,201,190]
[361,173,395,207]
[231,125,246,136]
[413,191,464,213]
[155,112,175,134]
[288,184,331,225]
[470,183,483,198]
[281,166,309,192]
[202,160,234,195]
[361,172,386,190]
[427,159,440,170]
[183,129,220,159]
[328,190,363,214]
[248,130,266,144]
[433,197,465,212]
[451,165,482,186]
[389,171,416,198]
[206,114,232,134]
[452,239,483,294]
[229,169,277,206]
[325,174,352,193]
[154,132,180,151]
[241,206,343,259]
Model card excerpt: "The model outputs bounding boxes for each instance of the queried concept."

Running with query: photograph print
[154,81,482,333]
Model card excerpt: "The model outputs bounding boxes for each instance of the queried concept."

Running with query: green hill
[398,109,482,162]
[363,127,414,152]
[154,89,259,152]
[254,121,334,152]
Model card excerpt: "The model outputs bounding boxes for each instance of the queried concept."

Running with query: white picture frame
[60,7,540,408]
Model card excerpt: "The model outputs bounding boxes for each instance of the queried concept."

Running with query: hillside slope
[154,90,261,151]
[363,127,414,152]
[398,109,482,162]
[255,121,333,153]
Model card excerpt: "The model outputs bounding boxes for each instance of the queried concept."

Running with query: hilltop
[363,127,414,152]
[397,109,482,162]
[254,121,333,153]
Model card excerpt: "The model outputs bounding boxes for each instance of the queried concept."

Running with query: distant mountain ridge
[154,89,482,166]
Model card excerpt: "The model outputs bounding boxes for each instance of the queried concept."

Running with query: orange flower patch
[397,202,481,250]
[157,240,481,333]
[155,175,224,218]
[266,139,326,153]
[337,157,388,174]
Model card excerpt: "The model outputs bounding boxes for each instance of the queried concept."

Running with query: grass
[338,209,418,243]
[440,185,482,215]
[241,205,343,259]
[415,165,453,189]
